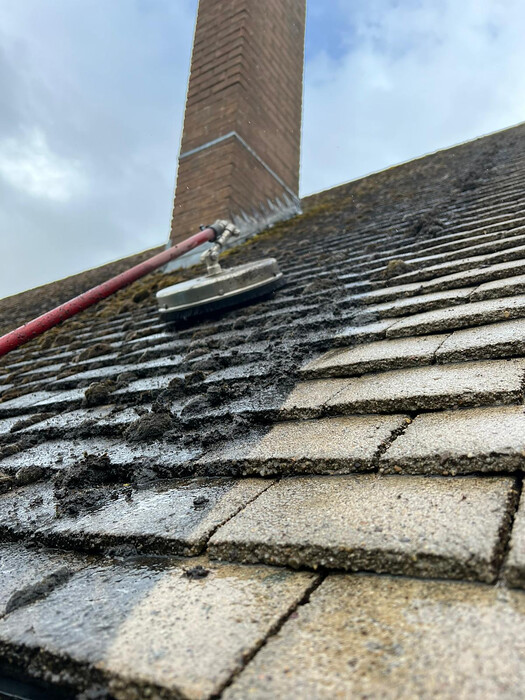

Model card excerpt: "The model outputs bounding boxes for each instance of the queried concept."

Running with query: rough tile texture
[280,379,348,418]
[364,287,473,318]
[42,478,272,555]
[197,415,409,476]
[324,359,525,414]
[209,474,516,582]
[334,319,399,345]
[0,559,317,698]
[386,295,525,338]
[0,438,200,478]
[0,543,84,617]
[303,334,447,377]
[471,272,525,301]
[436,317,525,363]
[504,494,525,589]
[0,116,525,697]
[381,405,525,475]
[225,574,525,699]
[0,483,57,536]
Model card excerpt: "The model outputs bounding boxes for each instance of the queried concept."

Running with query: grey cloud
[0,0,196,298]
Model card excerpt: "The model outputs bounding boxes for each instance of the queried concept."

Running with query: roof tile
[197,415,408,476]
[381,405,525,475]
[209,474,515,582]
[0,558,317,698]
[225,574,525,698]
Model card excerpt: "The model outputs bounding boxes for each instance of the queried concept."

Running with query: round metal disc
[156,258,283,318]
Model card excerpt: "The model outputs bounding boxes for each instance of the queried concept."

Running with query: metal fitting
[201,220,240,276]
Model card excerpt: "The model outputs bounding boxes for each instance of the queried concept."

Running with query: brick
[225,574,525,699]
[197,415,408,476]
[0,559,317,698]
[41,478,272,555]
[209,474,515,582]
[303,334,446,377]
[387,294,525,338]
[381,405,525,475]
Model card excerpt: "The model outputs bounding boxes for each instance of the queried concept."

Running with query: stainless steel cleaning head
[156,258,284,324]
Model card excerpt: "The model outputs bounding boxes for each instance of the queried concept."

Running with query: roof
[1,123,525,698]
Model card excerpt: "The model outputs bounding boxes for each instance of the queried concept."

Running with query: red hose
[0,227,216,359]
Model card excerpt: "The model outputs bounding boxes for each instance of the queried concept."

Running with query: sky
[1,0,525,298]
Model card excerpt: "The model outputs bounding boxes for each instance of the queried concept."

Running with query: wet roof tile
[40,478,273,556]
[197,414,408,476]
[0,558,317,698]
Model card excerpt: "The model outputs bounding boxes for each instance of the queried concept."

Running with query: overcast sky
[1,0,524,299]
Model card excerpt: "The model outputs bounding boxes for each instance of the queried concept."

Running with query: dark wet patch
[4,567,73,614]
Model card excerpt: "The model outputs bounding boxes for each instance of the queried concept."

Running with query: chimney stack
[169,0,306,245]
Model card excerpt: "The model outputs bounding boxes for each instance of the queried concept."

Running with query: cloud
[0,128,85,202]
[0,0,197,299]
[301,0,525,194]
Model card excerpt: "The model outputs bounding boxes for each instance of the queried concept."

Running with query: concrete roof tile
[325,359,525,414]
[387,294,525,338]
[197,415,409,476]
[209,474,516,582]
[381,405,525,475]
[225,574,525,699]
[303,334,446,378]
[0,558,317,698]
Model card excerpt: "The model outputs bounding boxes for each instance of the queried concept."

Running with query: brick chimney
[169,0,306,245]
